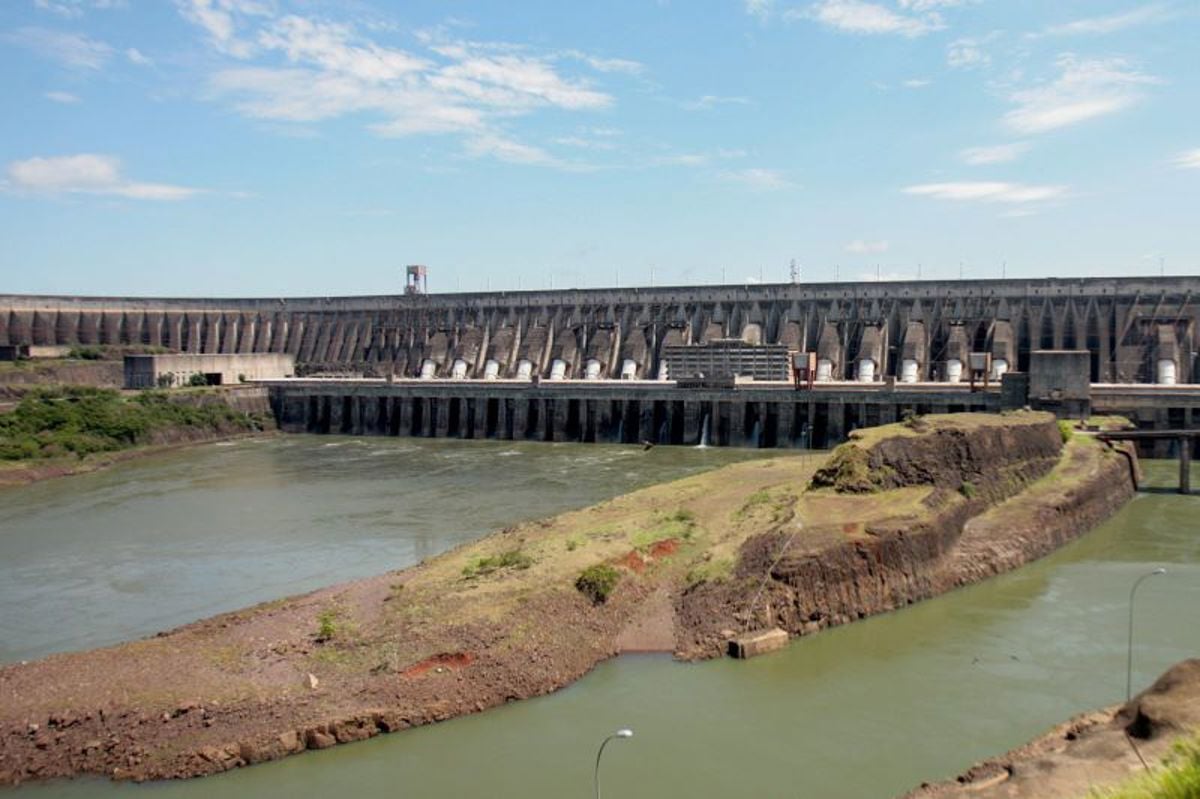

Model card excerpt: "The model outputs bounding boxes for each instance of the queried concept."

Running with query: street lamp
[594,728,633,799]
[1127,568,1167,702]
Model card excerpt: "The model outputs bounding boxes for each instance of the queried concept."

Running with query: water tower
[405,265,428,295]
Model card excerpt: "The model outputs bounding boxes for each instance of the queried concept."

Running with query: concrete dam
[4,276,1200,450]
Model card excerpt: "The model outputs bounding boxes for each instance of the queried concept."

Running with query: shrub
[0,385,259,462]
[959,481,977,499]
[1058,420,1075,443]
[187,372,210,387]
[156,372,176,389]
[314,610,338,642]
[575,564,620,604]
[68,346,105,360]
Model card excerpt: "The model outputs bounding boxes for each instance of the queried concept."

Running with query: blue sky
[1,0,1198,296]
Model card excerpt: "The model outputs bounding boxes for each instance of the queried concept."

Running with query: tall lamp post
[1127,568,1167,702]
[594,728,633,799]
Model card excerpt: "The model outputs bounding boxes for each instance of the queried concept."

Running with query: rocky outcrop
[676,416,1135,659]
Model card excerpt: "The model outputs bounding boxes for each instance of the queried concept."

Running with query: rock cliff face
[676,415,1135,659]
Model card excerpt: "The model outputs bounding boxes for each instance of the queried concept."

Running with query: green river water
[1,439,1197,798]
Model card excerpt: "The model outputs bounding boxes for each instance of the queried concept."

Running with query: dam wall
[269,380,1003,449]
[3,276,1198,384]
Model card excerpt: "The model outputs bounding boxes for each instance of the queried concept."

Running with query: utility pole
[917,262,922,280]
[789,258,799,284]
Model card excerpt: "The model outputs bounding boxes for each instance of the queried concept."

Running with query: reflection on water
[0,437,762,664]
[4,457,1199,798]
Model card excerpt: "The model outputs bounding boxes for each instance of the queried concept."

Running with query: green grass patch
[314,609,340,643]
[462,548,534,579]
[685,557,734,587]
[0,386,261,461]
[1088,731,1200,798]
[631,508,698,549]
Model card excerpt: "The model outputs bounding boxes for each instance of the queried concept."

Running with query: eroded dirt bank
[901,658,1200,798]
[0,412,1137,785]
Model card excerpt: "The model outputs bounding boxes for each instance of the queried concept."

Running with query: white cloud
[464,134,560,167]
[1036,5,1170,37]
[176,0,272,58]
[898,0,970,9]
[188,6,622,167]
[126,46,152,66]
[719,168,793,190]
[745,0,774,20]
[903,78,931,88]
[959,142,1031,165]
[45,90,81,103]
[846,239,889,254]
[1004,54,1159,134]
[558,50,644,75]
[680,94,751,111]
[4,154,199,200]
[8,27,114,69]
[1173,149,1200,170]
[797,0,946,37]
[34,0,126,18]
[946,36,990,69]
[903,181,1066,203]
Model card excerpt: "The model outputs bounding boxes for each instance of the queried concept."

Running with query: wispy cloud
[45,90,81,104]
[719,168,793,190]
[795,0,946,37]
[1004,54,1159,134]
[34,0,126,19]
[125,47,152,66]
[959,142,1031,165]
[946,36,991,69]
[1034,4,1171,37]
[846,239,889,254]
[745,0,774,21]
[7,27,114,69]
[903,78,931,88]
[1173,149,1200,170]
[680,94,751,111]
[4,154,200,200]
[182,5,631,168]
[903,181,1066,203]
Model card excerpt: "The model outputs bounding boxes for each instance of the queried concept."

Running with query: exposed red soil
[402,652,475,679]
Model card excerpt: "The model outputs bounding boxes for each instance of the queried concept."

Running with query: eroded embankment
[0,412,1136,786]
[674,414,1136,658]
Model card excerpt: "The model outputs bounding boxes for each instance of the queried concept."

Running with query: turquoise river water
[1,439,1197,798]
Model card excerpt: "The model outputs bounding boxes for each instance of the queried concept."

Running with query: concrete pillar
[639,402,655,444]
[434,398,450,437]
[776,401,794,447]
[473,398,488,439]
[827,400,846,445]
[1181,436,1191,495]
[399,397,413,436]
[497,398,512,439]
[552,398,569,442]
[512,399,529,440]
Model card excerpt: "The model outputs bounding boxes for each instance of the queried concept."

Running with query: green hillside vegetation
[0,387,263,461]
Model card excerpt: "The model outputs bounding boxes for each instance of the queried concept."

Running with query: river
[2,442,1198,798]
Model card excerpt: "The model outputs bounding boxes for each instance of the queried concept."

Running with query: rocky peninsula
[0,411,1139,785]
